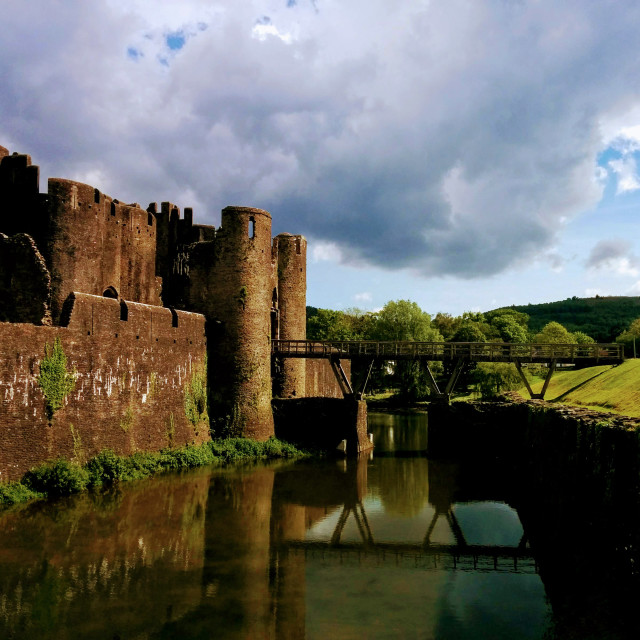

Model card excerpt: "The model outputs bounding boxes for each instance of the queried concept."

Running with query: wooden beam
[538,359,557,400]
[514,359,535,399]
[355,358,376,400]
[330,356,354,397]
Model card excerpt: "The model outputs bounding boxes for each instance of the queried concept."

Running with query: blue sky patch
[127,47,142,60]
[166,31,186,51]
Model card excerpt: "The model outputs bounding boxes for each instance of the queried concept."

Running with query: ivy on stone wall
[184,359,208,435]
[37,338,76,420]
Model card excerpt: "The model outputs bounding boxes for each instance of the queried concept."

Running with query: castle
[0,145,348,481]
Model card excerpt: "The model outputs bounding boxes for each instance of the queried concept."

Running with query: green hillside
[501,296,640,342]
[521,359,640,417]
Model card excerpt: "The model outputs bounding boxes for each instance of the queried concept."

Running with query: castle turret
[274,233,307,397]
[186,206,275,439]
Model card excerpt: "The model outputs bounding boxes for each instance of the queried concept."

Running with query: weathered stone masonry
[0,144,343,480]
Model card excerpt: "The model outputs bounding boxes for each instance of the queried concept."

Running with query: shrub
[0,482,42,506]
[22,459,89,496]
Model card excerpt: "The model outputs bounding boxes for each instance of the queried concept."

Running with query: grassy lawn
[519,359,640,417]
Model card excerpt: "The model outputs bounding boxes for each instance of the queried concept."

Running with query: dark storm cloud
[2,0,640,278]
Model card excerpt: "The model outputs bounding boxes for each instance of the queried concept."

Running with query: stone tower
[187,206,275,439]
[274,233,307,397]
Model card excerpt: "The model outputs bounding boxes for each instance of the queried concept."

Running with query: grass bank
[518,359,640,416]
[0,437,306,509]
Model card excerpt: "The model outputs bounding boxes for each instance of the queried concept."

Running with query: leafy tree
[306,307,374,340]
[371,300,439,342]
[473,363,522,399]
[491,315,528,343]
[485,308,529,329]
[533,321,574,344]
[451,322,487,343]
[616,317,640,356]
[432,312,460,341]
[571,331,595,344]
[370,300,443,400]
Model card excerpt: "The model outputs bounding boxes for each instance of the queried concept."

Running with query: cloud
[2,1,640,279]
[311,241,342,262]
[354,292,372,304]
[608,157,640,194]
[586,239,640,276]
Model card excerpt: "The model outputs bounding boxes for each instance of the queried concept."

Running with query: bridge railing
[271,340,624,363]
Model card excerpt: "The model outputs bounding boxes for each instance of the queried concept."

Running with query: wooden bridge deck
[271,339,624,365]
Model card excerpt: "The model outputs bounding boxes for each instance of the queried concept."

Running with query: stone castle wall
[0,293,208,481]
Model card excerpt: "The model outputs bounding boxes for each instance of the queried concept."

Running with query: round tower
[198,206,275,439]
[275,233,307,398]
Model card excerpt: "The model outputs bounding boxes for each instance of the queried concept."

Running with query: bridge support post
[329,355,354,398]
[355,358,376,400]
[515,358,557,400]
[444,358,466,398]
[425,363,442,397]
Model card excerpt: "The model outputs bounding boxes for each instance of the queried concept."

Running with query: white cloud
[614,160,640,193]
[311,241,342,263]
[354,292,372,304]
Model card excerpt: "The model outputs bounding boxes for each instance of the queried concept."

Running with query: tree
[371,300,438,342]
[451,322,487,343]
[491,315,528,343]
[473,363,522,399]
[485,308,529,329]
[371,300,443,400]
[533,321,574,344]
[616,317,640,357]
[432,312,460,341]
[306,308,372,340]
[571,331,595,344]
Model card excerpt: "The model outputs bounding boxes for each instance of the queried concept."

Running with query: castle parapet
[61,292,206,344]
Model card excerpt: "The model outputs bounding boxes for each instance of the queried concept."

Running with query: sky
[3,0,640,317]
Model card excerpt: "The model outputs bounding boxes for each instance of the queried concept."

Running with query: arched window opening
[94,188,100,203]
[103,286,118,299]
[272,287,278,307]
[110,202,116,216]
[120,300,128,321]
[170,307,179,328]
[249,216,255,239]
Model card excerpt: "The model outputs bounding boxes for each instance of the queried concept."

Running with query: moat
[1,411,639,639]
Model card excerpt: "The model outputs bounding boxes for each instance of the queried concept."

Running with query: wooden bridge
[271,340,624,400]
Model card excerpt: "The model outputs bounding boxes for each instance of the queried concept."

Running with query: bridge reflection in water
[276,459,536,576]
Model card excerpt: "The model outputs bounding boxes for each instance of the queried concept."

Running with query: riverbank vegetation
[0,437,305,508]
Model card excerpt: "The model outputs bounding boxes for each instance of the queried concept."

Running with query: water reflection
[1,412,638,638]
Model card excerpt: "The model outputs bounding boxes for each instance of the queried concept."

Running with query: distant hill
[496,296,640,342]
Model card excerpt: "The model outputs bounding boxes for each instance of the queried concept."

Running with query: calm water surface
[0,411,638,638]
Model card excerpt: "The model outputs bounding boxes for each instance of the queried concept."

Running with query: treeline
[506,296,640,342]
[306,299,640,401]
